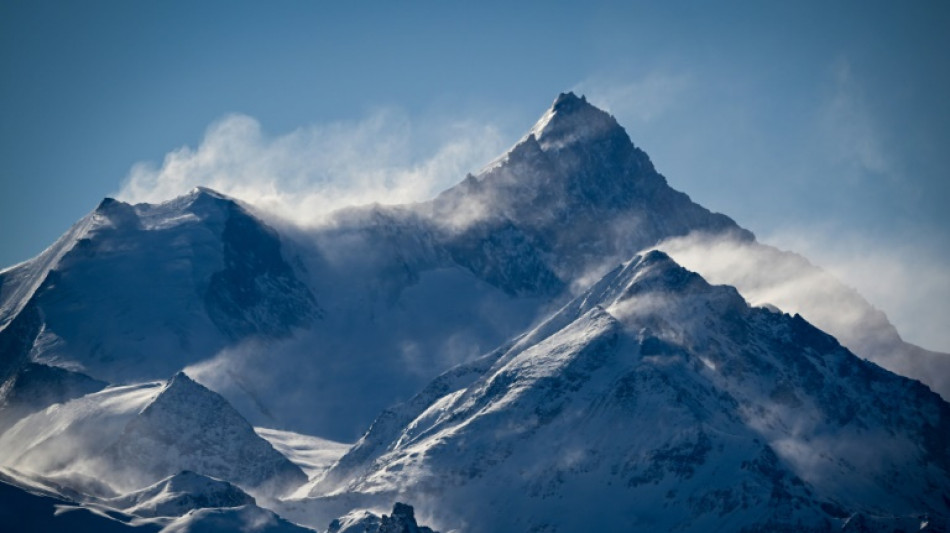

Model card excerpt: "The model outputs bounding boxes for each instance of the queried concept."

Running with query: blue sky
[2,1,948,349]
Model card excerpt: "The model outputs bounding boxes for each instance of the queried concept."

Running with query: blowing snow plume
[117,109,505,226]
[657,231,950,400]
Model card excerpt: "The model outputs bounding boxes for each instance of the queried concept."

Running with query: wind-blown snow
[0,373,306,496]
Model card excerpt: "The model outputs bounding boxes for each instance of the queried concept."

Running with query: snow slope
[255,428,351,479]
[299,251,950,532]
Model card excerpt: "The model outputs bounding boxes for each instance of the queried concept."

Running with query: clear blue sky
[2,1,948,347]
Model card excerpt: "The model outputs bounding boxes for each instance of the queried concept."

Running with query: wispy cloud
[116,109,506,226]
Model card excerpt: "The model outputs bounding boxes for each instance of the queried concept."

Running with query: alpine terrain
[0,93,947,532]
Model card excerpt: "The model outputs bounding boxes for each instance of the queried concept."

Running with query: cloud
[656,230,950,399]
[658,230,950,352]
[116,109,507,226]
[574,71,692,125]
[764,226,950,353]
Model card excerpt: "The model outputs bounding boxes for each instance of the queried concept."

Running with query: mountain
[0,187,318,386]
[0,372,306,495]
[1,92,948,532]
[136,93,758,440]
[0,93,763,441]
[5,92,937,442]
[299,251,950,532]
[426,92,751,284]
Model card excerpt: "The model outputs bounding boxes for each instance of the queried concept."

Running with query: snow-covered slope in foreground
[299,251,950,532]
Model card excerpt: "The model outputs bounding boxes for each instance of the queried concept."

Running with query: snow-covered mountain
[0,92,948,532]
[0,372,306,495]
[0,187,318,386]
[4,92,941,441]
[426,93,751,285]
[0,93,762,442]
[299,251,950,532]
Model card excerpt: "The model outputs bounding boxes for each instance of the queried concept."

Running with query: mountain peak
[530,91,625,150]
[163,371,201,394]
[188,186,230,200]
[95,197,124,211]
[92,196,140,228]
[110,370,308,492]
[552,91,590,110]
[182,185,238,214]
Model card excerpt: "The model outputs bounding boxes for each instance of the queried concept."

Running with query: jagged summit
[554,90,587,108]
[159,371,204,396]
[131,185,240,229]
[189,185,230,199]
[429,93,750,281]
[85,187,238,236]
[0,178,319,384]
[529,91,627,152]
[95,196,124,210]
